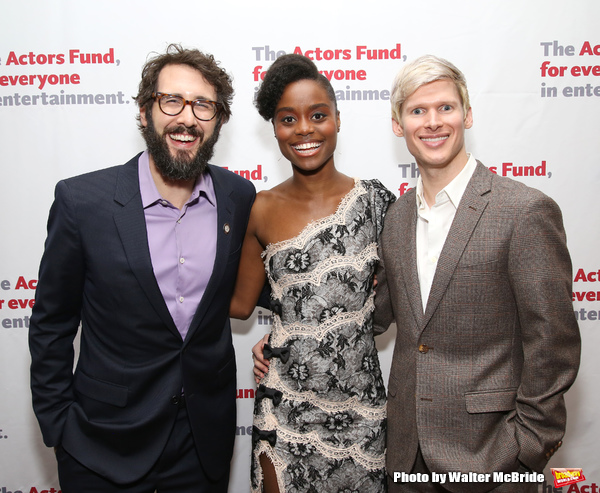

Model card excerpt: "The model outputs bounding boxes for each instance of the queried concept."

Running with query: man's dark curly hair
[134,43,234,127]
[255,54,337,121]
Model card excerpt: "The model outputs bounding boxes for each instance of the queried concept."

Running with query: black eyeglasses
[150,92,221,121]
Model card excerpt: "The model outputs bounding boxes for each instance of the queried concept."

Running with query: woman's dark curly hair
[255,54,337,121]
[134,43,234,127]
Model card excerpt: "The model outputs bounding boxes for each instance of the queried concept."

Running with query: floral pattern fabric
[251,179,395,493]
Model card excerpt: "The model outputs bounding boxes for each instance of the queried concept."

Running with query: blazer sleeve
[373,232,396,335]
[508,193,581,471]
[29,179,84,447]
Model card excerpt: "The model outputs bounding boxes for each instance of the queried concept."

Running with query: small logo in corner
[551,468,585,488]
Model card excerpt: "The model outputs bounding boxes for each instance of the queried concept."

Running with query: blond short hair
[390,55,470,122]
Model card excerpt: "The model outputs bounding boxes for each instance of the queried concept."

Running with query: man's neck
[419,154,469,207]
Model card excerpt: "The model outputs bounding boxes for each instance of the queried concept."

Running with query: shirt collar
[138,150,216,209]
[416,153,477,210]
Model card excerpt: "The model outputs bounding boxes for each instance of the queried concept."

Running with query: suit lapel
[421,162,492,329]
[184,166,235,344]
[113,155,180,338]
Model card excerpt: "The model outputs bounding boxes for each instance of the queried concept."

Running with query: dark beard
[142,113,221,181]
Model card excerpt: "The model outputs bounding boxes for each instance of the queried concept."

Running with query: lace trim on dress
[260,358,386,420]
[253,421,386,472]
[252,442,287,493]
[269,291,376,344]
[268,242,379,300]
[261,178,364,264]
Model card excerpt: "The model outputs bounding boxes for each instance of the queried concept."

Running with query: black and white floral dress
[251,179,395,493]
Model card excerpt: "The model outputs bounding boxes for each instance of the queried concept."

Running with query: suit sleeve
[29,180,84,447]
[373,225,396,336]
[508,193,580,471]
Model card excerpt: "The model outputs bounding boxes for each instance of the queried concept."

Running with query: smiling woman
[271,78,340,177]
[228,54,396,493]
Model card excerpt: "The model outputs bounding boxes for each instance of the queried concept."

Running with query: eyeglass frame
[150,92,222,122]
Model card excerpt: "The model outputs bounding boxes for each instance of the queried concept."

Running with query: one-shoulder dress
[251,179,395,493]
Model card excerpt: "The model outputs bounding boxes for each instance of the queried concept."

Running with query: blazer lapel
[112,155,180,338]
[184,166,235,343]
[422,162,492,329]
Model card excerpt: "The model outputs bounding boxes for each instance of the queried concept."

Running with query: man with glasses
[29,44,255,493]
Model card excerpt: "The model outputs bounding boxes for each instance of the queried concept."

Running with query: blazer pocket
[460,257,498,268]
[454,259,502,282]
[465,388,517,414]
[74,370,128,407]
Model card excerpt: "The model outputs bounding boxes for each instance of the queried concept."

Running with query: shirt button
[180,257,185,264]
[179,296,184,303]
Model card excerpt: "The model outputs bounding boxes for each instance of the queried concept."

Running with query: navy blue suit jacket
[29,153,255,483]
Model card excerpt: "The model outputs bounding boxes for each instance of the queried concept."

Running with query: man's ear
[392,118,404,137]
[140,106,148,128]
[464,107,473,129]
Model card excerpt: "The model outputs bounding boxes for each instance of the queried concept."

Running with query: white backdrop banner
[1,1,598,492]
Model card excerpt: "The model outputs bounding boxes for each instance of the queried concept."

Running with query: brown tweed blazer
[374,161,580,493]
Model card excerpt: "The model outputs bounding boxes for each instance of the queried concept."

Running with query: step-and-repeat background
[1,1,598,491]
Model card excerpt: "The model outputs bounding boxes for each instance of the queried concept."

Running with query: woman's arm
[229,197,268,319]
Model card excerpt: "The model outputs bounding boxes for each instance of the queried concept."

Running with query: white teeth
[294,142,321,151]
[421,136,448,142]
[170,134,196,142]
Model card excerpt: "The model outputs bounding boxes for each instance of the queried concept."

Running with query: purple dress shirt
[138,151,217,340]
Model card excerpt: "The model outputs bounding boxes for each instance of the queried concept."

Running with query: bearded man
[29,44,255,493]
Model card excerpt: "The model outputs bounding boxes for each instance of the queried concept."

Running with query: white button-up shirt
[416,154,477,311]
